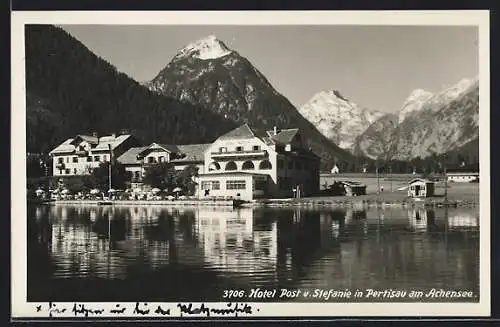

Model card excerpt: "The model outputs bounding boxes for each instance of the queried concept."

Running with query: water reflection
[28,204,479,302]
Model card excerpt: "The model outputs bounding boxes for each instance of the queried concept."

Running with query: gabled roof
[72,134,98,145]
[148,143,180,153]
[50,134,134,155]
[409,178,434,184]
[267,128,300,145]
[172,144,210,163]
[116,146,149,165]
[217,123,256,140]
[49,138,75,155]
[93,134,133,151]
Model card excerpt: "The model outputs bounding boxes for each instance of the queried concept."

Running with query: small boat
[28,198,55,205]
[97,201,114,206]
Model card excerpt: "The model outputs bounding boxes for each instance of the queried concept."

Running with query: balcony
[210,150,268,159]
[75,150,88,156]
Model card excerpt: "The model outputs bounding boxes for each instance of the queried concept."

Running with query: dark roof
[172,144,210,163]
[217,123,256,140]
[267,128,299,145]
[116,146,149,165]
[73,134,98,145]
[338,181,366,187]
[157,143,180,153]
[408,178,434,184]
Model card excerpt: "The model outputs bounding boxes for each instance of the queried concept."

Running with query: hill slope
[25,25,237,154]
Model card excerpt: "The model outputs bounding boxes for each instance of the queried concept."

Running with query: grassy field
[317,176,479,204]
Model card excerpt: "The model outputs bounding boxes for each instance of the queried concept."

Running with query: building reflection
[28,204,479,299]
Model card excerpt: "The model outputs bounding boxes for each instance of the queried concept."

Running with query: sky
[61,25,478,113]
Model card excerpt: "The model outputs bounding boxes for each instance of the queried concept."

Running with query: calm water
[27,204,479,302]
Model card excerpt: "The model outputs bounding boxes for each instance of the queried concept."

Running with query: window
[209,162,221,171]
[225,161,237,171]
[219,147,227,152]
[66,157,70,163]
[277,159,284,169]
[259,160,272,170]
[253,145,260,151]
[72,157,78,163]
[65,168,70,174]
[79,145,85,151]
[242,161,255,170]
[87,156,92,162]
[202,181,221,190]
[103,155,108,162]
[236,146,243,152]
[288,160,293,169]
[148,157,155,164]
[73,168,77,174]
[227,180,246,190]
[94,155,100,162]
[159,156,165,163]
[58,157,64,164]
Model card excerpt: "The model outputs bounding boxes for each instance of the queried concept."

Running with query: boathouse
[407,178,435,198]
[330,180,367,196]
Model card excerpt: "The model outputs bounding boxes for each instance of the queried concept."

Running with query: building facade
[49,133,139,176]
[117,143,209,188]
[447,171,479,183]
[198,124,320,200]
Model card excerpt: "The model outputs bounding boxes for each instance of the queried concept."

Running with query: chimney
[273,126,278,135]
[112,133,116,138]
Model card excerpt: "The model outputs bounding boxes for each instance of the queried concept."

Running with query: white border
[11,10,490,318]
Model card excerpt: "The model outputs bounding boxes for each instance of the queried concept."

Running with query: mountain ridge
[146,35,356,170]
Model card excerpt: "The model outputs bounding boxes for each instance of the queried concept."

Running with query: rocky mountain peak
[173,35,233,61]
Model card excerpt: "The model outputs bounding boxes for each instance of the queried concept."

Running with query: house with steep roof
[198,124,320,200]
[49,133,139,176]
[117,142,210,187]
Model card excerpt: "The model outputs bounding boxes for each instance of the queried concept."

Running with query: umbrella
[173,187,182,193]
[35,189,45,195]
[108,188,117,193]
[163,188,169,193]
[133,188,142,193]
[90,189,100,194]
[151,188,161,194]
[61,189,70,194]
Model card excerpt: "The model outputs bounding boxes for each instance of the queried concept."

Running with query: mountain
[146,35,355,170]
[25,26,237,154]
[298,90,385,149]
[353,77,479,161]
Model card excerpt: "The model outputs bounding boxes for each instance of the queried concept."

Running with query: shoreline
[39,196,478,208]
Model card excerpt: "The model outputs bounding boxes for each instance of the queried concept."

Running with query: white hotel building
[48,124,321,200]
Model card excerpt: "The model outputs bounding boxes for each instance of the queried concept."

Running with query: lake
[27,204,479,302]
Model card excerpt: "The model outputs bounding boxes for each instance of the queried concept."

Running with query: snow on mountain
[298,90,385,149]
[398,89,433,123]
[173,35,233,61]
[146,36,355,169]
[398,77,478,124]
[354,77,479,160]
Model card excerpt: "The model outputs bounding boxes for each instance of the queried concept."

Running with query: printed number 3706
[223,290,246,298]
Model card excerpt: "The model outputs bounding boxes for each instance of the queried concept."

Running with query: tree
[88,161,130,190]
[176,164,199,196]
[143,162,177,190]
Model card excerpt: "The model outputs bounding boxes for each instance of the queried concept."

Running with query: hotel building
[49,133,139,176]
[48,124,321,200]
[197,124,320,200]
